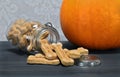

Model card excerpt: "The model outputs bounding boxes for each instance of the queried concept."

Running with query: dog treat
[77,47,89,55]
[40,39,57,60]
[9,25,20,33]
[7,31,16,41]
[16,22,32,35]
[35,53,45,58]
[64,49,81,59]
[27,37,34,51]
[7,26,21,40]
[9,31,20,45]
[18,35,28,48]
[64,47,88,59]
[14,19,26,25]
[11,36,18,45]
[27,55,60,65]
[52,43,74,66]
[39,31,49,40]
[30,21,42,28]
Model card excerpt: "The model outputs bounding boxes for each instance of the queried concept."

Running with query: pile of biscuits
[27,39,89,66]
[7,19,89,66]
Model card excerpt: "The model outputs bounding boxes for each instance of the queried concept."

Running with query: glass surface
[78,55,101,67]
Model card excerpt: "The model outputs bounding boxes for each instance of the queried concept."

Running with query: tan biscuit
[8,31,20,45]
[64,47,89,59]
[14,19,26,25]
[18,26,28,35]
[13,29,21,35]
[39,31,49,40]
[9,25,18,32]
[27,55,60,65]
[30,21,42,27]
[40,39,57,60]
[7,26,21,40]
[7,31,15,40]
[15,21,32,35]
[11,37,18,45]
[27,38,34,51]
[64,49,81,59]
[18,35,28,48]
[27,55,36,59]
[25,22,34,31]
[35,53,45,58]
[52,43,74,66]
[77,47,89,55]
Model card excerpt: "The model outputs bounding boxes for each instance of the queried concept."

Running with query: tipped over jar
[6,19,60,53]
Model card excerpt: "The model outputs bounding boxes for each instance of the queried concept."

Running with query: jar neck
[33,22,60,50]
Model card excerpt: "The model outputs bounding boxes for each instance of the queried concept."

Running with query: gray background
[0,0,67,41]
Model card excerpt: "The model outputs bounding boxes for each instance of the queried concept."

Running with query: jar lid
[78,55,101,67]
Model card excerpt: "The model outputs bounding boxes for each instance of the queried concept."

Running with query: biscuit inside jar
[7,19,48,50]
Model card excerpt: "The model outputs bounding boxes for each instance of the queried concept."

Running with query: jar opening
[35,24,60,50]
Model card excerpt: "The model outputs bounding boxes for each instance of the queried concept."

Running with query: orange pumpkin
[60,0,120,50]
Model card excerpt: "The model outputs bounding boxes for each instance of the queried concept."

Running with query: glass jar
[6,19,60,54]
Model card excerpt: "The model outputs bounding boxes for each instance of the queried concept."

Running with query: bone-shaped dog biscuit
[40,39,57,60]
[35,53,45,58]
[64,47,89,59]
[77,47,89,55]
[64,49,81,59]
[39,31,49,40]
[27,55,60,65]
[18,35,28,48]
[52,43,74,66]
[14,19,26,25]
[27,37,34,52]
